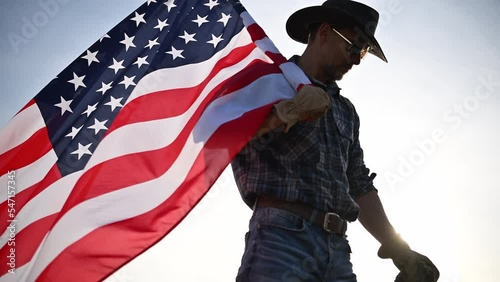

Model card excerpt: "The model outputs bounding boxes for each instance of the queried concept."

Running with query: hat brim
[286,6,387,62]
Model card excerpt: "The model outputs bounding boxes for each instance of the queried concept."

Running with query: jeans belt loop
[252,198,259,211]
[309,209,319,223]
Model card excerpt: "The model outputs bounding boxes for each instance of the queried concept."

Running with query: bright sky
[1,0,499,281]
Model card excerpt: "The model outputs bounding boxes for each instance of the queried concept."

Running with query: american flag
[0,0,310,281]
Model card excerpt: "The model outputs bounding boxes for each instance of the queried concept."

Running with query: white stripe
[240,11,256,27]
[0,150,58,203]
[239,11,311,92]
[90,47,271,168]
[0,171,80,248]
[125,28,254,106]
[254,37,281,54]
[279,62,311,91]
[197,75,295,135]
[0,104,44,156]
[239,12,282,60]
[22,74,296,281]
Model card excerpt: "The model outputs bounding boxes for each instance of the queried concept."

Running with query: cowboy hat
[286,0,388,62]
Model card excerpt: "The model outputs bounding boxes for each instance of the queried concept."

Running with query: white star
[134,55,149,68]
[204,0,219,10]
[120,33,136,51]
[207,34,224,48]
[145,37,160,49]
[218,13,232,27]
[71,143,92,160]
[105,96,124,111]
[147,0,157,5]
[88,118,108,135]
[164,0,177,12]
[154,19,169,31]
[179,31,197,44]
[65,125,83,139]
[97,81,113,95]
[99,34,110,42]
[54,96,73,116]
[192,15,209,27]
[119,75,137,89]
[82,103,98,117]
[130,12,146,27]
[81,49,100,66]
[67,72,86,91]
[108,58,125,74]
[166,46,185,60]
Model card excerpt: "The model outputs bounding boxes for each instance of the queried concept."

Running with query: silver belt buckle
[323,212,341,233]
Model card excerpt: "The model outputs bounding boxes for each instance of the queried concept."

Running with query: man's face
[318,26,368,82]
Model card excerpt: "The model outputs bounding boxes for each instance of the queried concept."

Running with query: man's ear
[317,23,331,43]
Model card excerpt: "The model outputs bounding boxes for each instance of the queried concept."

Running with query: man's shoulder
[338,94,357,113]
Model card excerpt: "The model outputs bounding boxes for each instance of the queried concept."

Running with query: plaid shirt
[231,57,377,222]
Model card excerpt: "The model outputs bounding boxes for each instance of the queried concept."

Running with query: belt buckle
[323,212,343,234]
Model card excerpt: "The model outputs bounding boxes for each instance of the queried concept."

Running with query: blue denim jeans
[236,207,356,282]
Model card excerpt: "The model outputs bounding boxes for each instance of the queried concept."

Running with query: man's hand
[378,234,440,282]
[273,84,331,132]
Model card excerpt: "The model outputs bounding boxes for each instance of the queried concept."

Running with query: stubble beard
[323,65,344,83]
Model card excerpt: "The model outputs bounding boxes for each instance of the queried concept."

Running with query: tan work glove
[378,234,440,282]
[273,84,331,132]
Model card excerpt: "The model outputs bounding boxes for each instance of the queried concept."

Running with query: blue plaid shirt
[231,57,377,222]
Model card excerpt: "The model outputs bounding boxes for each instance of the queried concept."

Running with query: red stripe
[0,127,52,176]
[0,214,58,276]
[107,42,256,133]
[264,51,288,65]
[246,24,287,65]
[0,165,60,231]
[247,23,267,42]
[37,105,272,282]
[16,99,36,116]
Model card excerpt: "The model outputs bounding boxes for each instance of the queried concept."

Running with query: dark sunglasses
[332,27,371,60]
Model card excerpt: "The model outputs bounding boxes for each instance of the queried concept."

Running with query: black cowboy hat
[286,0,388,62]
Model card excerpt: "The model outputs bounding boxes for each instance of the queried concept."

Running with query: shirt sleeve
[347,111,378,199]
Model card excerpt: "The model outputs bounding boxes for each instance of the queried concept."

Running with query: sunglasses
[331,27,371,60]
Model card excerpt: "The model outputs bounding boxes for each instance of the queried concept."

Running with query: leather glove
[273,85,331,132]
[378,234,440,282]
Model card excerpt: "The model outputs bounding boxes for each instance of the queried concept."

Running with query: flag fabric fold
[0,0,310,281]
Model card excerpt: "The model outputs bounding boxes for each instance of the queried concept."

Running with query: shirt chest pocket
[333,112,354,153]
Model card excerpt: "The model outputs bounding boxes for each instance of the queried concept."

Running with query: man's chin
[325,68,347,82]
[334,68,350,81]
[335,72,345,81]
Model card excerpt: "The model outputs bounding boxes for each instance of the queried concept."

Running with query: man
[232,0,439,281]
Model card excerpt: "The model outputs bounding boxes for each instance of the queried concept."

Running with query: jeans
[236,207,356,282]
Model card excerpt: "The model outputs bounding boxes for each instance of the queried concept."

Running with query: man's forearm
[356,190,398,244]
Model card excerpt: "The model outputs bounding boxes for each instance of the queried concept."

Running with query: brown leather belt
[255,196,347,235]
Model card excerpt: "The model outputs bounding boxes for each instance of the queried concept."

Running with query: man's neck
[297,53,318,78]
[296,53,335,86]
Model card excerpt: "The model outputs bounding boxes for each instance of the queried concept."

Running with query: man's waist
[254,196,348,235]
